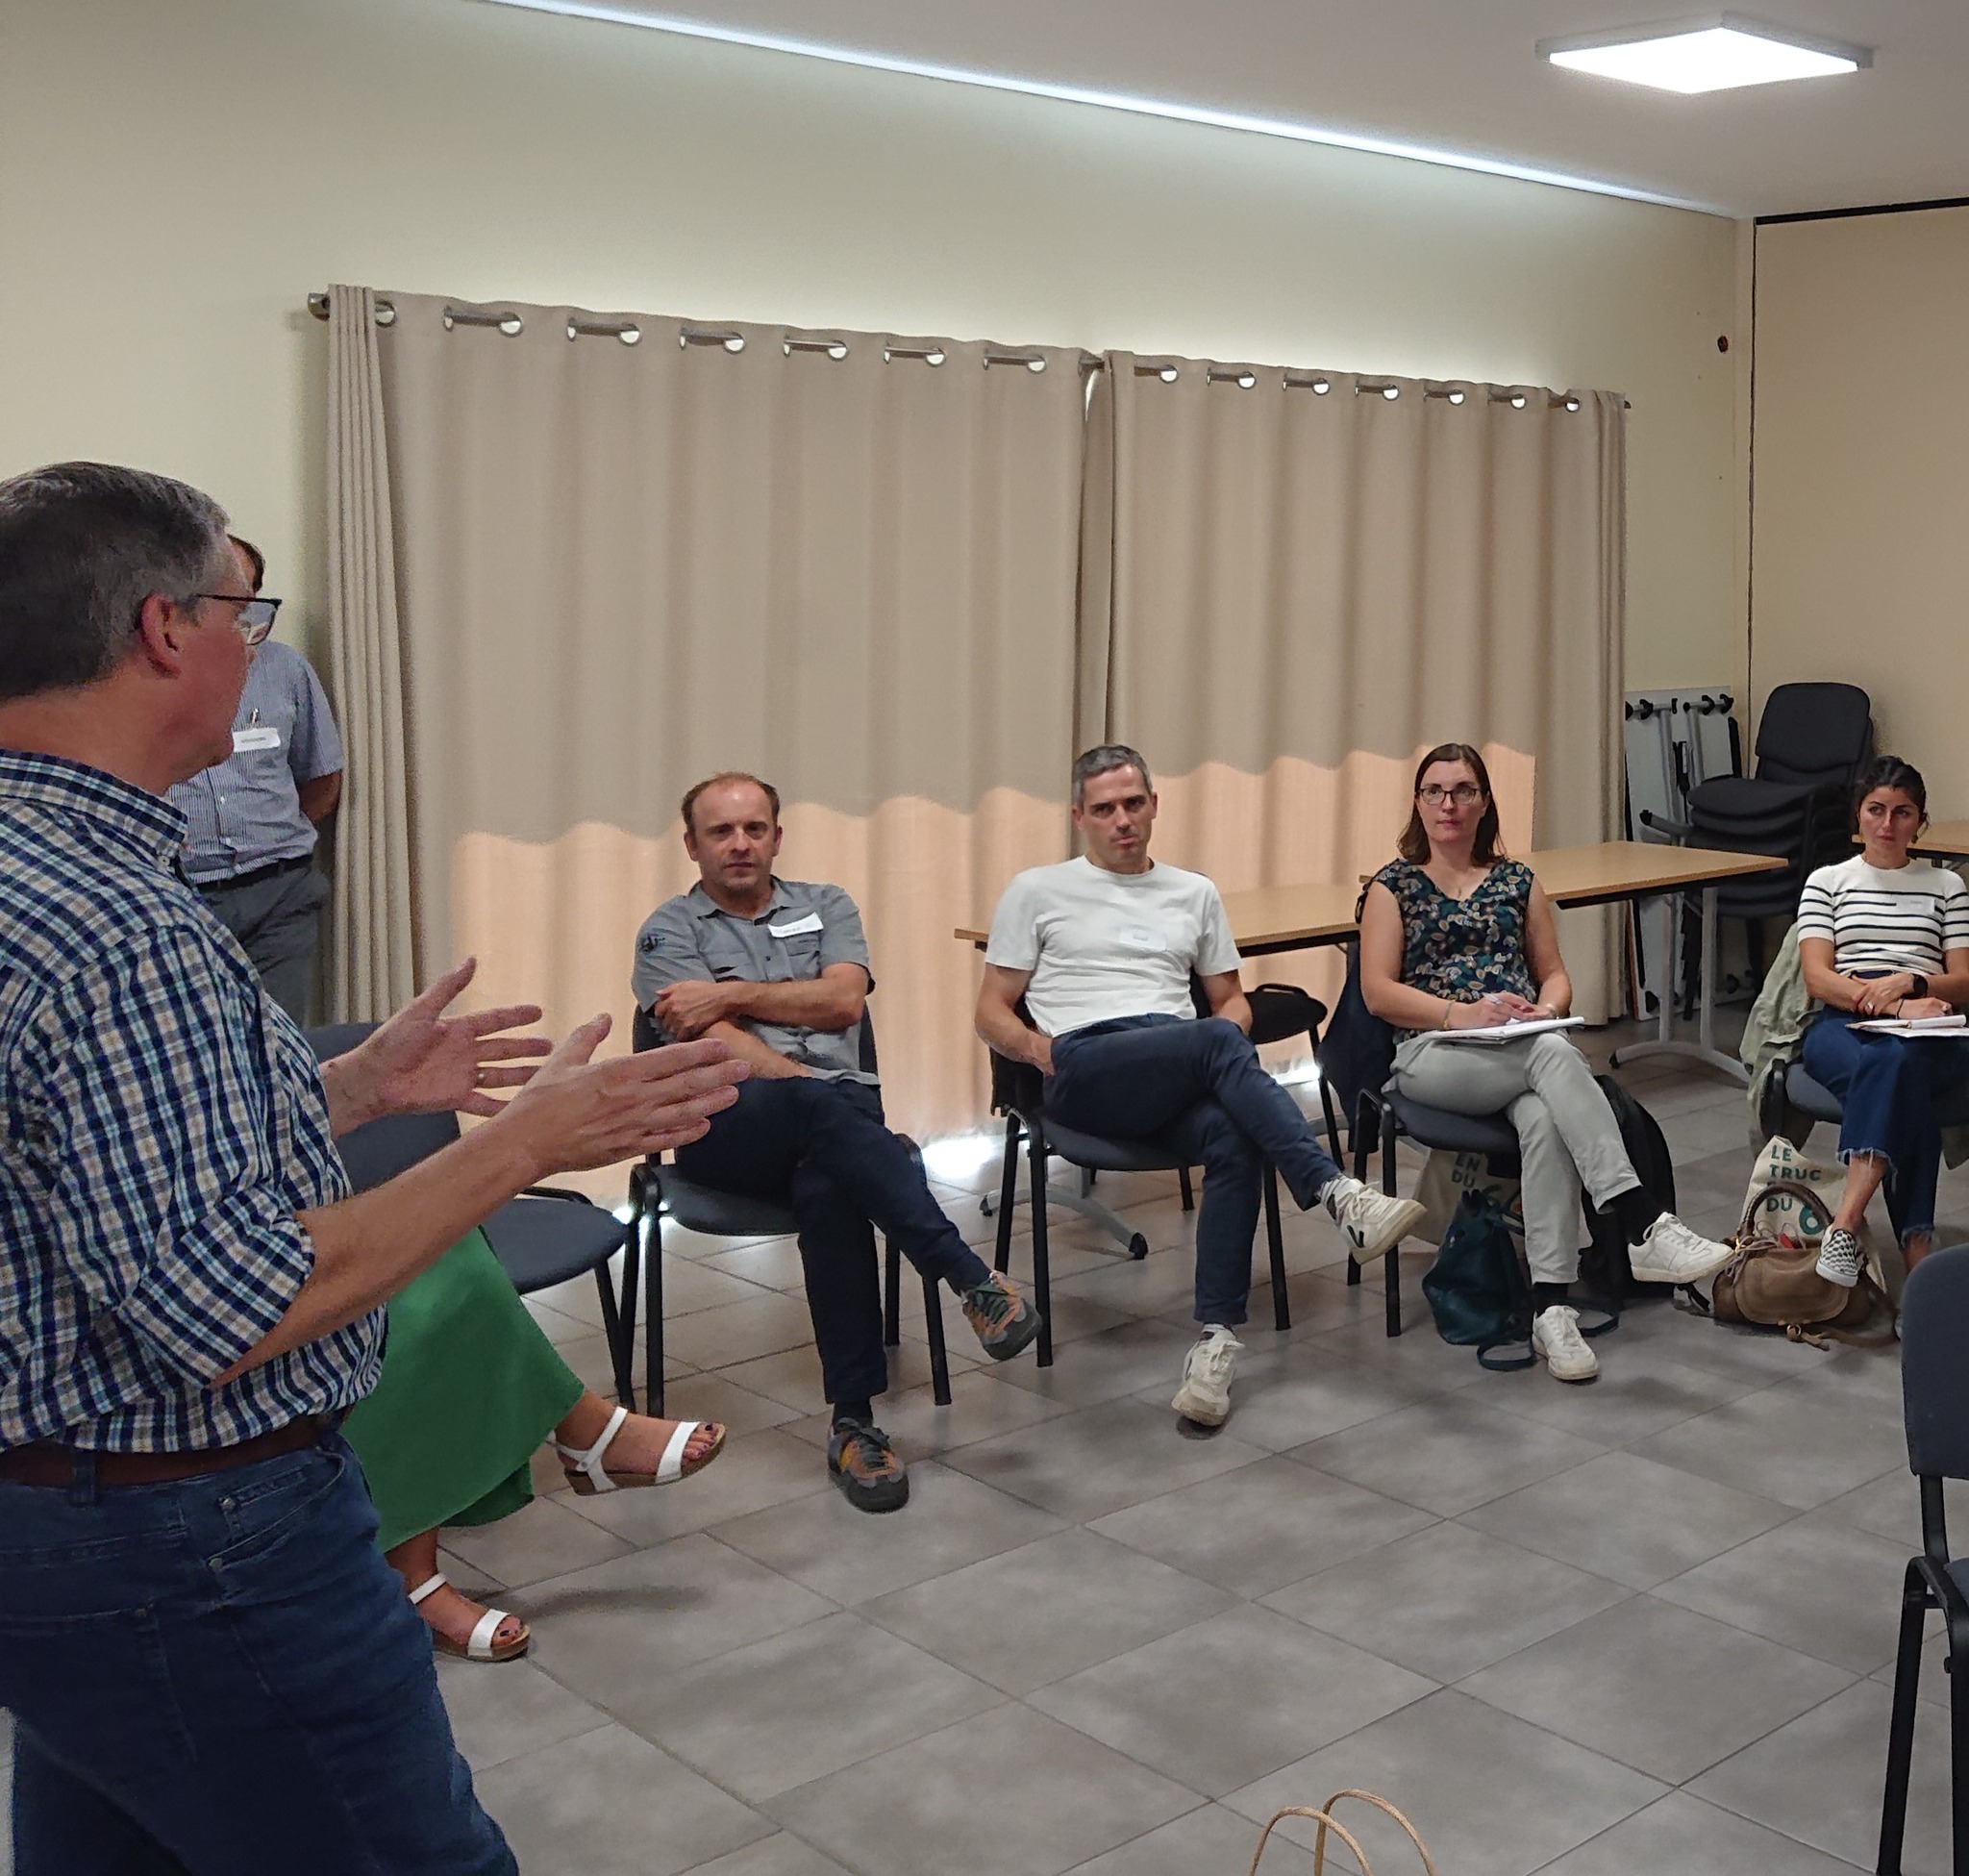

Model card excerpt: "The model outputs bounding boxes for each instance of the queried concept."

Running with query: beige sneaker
[1533,1305,1599,1383]
[1629,1213,1732,1287]
[1326,1175,1428,1260]
[1170,1326,1243,1426]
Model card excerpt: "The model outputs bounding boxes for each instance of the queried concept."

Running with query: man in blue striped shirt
[0,463,747,1876]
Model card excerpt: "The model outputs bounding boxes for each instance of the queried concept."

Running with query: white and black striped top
[1796,855,1969,975]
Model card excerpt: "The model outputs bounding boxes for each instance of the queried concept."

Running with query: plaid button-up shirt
[0,751,380,1452]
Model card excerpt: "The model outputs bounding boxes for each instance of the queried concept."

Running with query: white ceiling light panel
[1537,13,1872,94]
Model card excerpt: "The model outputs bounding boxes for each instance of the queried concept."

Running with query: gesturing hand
[335,958,552,1127]
[494,1014,750,1177]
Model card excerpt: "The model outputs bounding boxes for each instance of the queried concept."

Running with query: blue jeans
[1802,1008,1969,1245]
[2,1432,513,1876]
[675,1076,991,1407]
[1045,1014,1343,1326]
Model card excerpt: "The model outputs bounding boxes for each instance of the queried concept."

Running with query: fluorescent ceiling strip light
[1538,13,1869,94]
[478,0,1720,212]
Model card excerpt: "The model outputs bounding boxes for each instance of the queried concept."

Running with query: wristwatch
[1912,974,1931,1000]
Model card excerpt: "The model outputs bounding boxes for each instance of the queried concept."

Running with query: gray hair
[0,462,232,704]
[1071,742,1154,808]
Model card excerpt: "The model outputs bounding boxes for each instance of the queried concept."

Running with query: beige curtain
[353,293,1085,1136]
[1084,355,1627,1029]
[324,283,418,1019]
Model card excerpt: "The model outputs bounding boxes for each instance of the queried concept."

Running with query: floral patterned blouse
[1371,857,1538,1032]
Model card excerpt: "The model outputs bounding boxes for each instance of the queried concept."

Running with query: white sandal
[553,1404,726,1496]
[408,1572,529,1663]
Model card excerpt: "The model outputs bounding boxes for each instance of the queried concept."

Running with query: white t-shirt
[1795,855,1969,976]
[984,856,1242,1037]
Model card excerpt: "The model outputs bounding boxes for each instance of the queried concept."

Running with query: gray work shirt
[166,641,344,885]
[632,879,877,1084]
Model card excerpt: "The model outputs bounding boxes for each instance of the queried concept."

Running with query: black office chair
[1880,1241,1969,1876]
[987,983,1319,1367]
[1314,945,1520,1338]
[1651,683,1873,973]
[305,1023,642,1407]
[627,1005,950,1414]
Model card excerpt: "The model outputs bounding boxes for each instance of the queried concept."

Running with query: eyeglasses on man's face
[189,593,283,647]
[1417,783,1483,807]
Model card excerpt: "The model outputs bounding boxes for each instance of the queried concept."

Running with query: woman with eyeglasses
[1358,742,1732,1382]
[1795,755,1969,1285]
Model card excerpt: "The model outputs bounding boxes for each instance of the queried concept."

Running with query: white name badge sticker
[233,726,283,753]
[768,912,824,938]
[1117,925,1166,953]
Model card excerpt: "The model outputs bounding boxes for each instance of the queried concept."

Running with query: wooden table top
[956,840,1788,955]
[1912,821,1969,860]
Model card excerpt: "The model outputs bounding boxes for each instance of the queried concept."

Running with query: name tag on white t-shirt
[768,912,824,938]
[232,726,283,753]
[1116,924,1167,953]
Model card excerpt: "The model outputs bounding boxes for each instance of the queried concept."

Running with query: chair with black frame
[1646,681,1873,980]
[986,982,1321,1367]
[1879,1240,1969,1876]
[305,1022,643,1406]
[626,1005,951,1414]
[1314,945,1521,1338]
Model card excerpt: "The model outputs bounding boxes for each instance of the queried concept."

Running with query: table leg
[1611,884,1747,1082]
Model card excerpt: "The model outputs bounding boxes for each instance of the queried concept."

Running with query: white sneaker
[1629,1212,1733,1287]
[1532,1305,1599,1383]
[1326,1176,1429,1260]
[1171,1326,1243,1426]
[1816,1227,1866,1289]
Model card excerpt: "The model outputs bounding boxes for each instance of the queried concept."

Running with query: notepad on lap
[1436,1014,1587,1043]
[1853,1014,1969,1037]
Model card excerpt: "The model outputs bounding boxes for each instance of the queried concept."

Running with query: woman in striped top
[1796,756,1969,1283]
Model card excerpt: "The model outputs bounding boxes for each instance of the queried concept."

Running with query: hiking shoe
[1816,1226,1866,1289]
[1533,1305,1599,1383]
[1326,1176,1428,1260]
[960,1271,1042,1362]
[827,1420,910,1513]
[1629,1212,1732,1287]
[1170,1326,1243,1426]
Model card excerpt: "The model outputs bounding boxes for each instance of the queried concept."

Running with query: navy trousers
[1045,1014,1343,1326]
[674,1076,990,1407]
[2,1432,512,1876]
[1802,1007,1969,1245]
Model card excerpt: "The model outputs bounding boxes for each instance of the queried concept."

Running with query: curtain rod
[307,293,1101,371]
[305,295,1625,404]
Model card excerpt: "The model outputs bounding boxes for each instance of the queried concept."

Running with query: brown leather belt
[0,1414,339,1488]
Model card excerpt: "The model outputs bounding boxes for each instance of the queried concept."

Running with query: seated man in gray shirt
[165,535,342,1021]
[634,771,1041,1513]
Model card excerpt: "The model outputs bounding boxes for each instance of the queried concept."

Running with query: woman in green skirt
[343,1228,723,1663]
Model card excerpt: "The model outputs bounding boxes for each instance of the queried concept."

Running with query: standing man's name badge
[233,726,283,753]
[768,913,824,938]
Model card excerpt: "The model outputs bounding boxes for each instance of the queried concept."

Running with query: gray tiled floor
[8,1019,1961,1876]
[449,1020,1964,1874]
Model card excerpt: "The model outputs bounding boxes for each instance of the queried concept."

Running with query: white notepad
[1434,1014,1587,1043]
[1853,1014,1969,1038]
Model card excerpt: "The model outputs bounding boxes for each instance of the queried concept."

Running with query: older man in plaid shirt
[0,463,747,1876]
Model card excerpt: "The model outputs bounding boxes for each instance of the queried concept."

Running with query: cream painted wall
[2,0,1742,694]
[1752,206,1969,811]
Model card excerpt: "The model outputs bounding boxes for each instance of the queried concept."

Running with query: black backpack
[1580,1074,1678,1304]
[1421,1190,1538,1370]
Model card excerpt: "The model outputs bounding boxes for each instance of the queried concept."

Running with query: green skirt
[342,1229,586,1554]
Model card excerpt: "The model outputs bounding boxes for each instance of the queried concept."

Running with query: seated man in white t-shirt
[975,744,1425,1426]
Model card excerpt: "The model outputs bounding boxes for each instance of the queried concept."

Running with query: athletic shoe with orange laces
[960,1272,1042,1361]
[827,1418,910,1513]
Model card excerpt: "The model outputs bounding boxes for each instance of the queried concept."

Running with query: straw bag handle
[1245,1807,1370,1876]
[1317,1790,1438,1874]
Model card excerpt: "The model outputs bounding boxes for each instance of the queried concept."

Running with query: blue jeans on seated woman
[1045,1013,1343,1326]
[2,1432,514,1876]
[1801,1007,1969,1246]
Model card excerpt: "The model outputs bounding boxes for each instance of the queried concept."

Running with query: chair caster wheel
[1129,1233,1150,1261]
